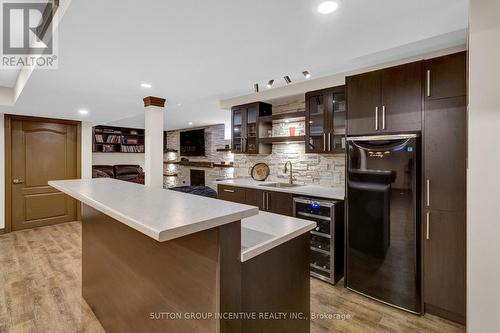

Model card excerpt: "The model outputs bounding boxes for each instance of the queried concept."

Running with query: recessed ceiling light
[267,80,274,88]
[78,109,89,115]
[188,122,193,126]
[302,71,311,79]
[177,103,182,107]
[317,1,339,14]
[284,76,292,84]
[140,83,152,88]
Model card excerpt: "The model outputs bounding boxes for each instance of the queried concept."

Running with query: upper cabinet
[346,61,422,136]
[424,51,466,101]
[305,85,346,154]
[231,102,272,154]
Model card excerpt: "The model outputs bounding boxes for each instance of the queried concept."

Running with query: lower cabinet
[217,185,246,204]
[217,185,293,217]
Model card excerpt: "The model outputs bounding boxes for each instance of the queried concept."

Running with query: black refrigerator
[345,134,421,314]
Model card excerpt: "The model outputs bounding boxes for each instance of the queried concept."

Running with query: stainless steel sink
[258,182,303,188]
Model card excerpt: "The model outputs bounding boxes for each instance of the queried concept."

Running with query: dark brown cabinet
[217,185,246,204]
[231,102,272,154]
[266,191,294,216]
[346,61,422,135]
[424,52,467,101]
[305,86,346,154]
[217,185,293,217]
[423,53,466,324]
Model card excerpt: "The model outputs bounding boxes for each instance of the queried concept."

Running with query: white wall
[468,0,500,331]
[0,114,4,230]
[92,153,145,169]
[81,122,93,179]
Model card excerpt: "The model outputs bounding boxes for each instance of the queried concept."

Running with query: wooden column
[143,96,166,188]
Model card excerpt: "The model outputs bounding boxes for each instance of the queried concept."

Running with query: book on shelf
[121,145,144,153]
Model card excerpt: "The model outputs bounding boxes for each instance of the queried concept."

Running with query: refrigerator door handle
[426,179,430,207]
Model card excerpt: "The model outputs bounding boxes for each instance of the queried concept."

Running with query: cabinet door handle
[381,106,386,130]
[426,70,431,97]
[328,133,331,151]
[266,192,270,210]
[426,211,430,240]
[375,107,379,130]
[223,189,235,193]
[426,179,430,207]
[323,133,326,151]
[262,192,266,209]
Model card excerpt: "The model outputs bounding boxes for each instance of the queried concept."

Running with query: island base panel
[81,204,241,333]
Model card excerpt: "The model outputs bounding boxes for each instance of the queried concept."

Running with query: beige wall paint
[468,0,500,331]
[0,114,4,229]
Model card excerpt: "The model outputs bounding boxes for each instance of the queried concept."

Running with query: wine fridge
[293,197,344,285]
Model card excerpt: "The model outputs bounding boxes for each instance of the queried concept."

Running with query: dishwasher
[293,197,344,285]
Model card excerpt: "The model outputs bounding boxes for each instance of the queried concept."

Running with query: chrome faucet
[284,161,294,184]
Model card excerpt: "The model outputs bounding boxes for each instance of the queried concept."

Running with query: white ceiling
[0,0,468,130]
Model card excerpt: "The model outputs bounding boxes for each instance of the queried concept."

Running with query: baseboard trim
[0,228,5,235]
[425,303,466,325]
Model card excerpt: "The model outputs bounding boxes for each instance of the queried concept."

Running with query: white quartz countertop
[49,178,258,242]
[240,211,316,262]
[215,178,345,200]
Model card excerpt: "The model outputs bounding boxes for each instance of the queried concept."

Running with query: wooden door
[10,118,79,231]
[381,61,422,133]
[425,52,467,101]
[305,90,329,153]
[267,191,293,216]
[346,71,381,135]
[424,209,466,319]
[424,97,466,211]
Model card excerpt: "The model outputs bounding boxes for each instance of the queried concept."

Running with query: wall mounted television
[180,129,205,156]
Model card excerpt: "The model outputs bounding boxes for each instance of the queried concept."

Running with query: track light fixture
[254,83,259,93]
[284,76,292,84]
[267,80,274,88]
[302,71,311,79]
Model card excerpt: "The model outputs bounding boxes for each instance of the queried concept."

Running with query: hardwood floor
[0,222,465,333]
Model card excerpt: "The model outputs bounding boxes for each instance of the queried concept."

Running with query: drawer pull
[223,189,235,193]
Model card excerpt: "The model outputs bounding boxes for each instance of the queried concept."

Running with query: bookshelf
[93,126,145,153]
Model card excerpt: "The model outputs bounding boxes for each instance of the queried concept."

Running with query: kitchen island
[49,178,315,333]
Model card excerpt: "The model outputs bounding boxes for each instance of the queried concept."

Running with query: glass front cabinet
[305,86,346,154]
[231,102,272,154]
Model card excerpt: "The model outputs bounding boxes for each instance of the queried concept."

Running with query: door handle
[426,179,430,207]
[381,106,386,130]
[375,107,379,130]
[12,179,24,184]
[426,70,431,97]
[426,211,430,240]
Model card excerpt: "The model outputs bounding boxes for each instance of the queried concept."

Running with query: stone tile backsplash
[163,103,346,190]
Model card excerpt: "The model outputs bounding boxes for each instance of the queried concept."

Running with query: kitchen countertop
[240,211,316,262]
[49,178,258,242]
[215,178,345,200]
